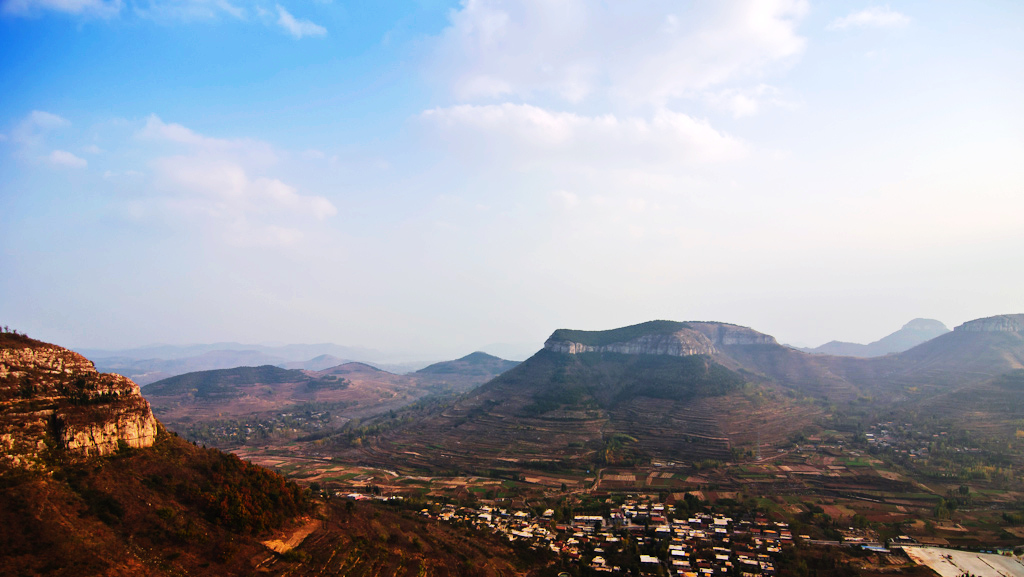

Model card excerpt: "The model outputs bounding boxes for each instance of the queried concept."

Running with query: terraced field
[342,379,821,476]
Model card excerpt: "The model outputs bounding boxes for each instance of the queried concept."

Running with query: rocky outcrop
[544,321,776,358]
[546,331,718,356]
[955,314,1024,333]
[0,335,157,469]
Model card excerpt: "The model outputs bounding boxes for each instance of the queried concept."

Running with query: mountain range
[337,315,1024,473]
[797,318,950,357]
[5,313,1024,573]
[81,318,949,386]
[81,343,440,386]
[141,352,520,439]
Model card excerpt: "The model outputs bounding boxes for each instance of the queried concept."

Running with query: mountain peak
[902,318,949,331]
[458,351,504,363]
[415,351,519,377]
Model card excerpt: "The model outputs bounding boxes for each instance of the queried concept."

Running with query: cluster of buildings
[419,498,792,576]
[864,421,978,459]
[182,409,333,445]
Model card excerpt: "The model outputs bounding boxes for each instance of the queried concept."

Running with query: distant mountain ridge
[82,343,433,385]
[77,341,381,362]
[798,318,950,357]
[77,341,422,386]
[279,354,352,371]
[141,352,520,438]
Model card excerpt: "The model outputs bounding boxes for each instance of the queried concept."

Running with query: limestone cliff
[543,320,776,357]
[545,331,718,356]
[955,314,1024,333]
[0,333,157,468]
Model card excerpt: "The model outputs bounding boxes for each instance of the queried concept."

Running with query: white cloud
[11,110,70,146]
[225,223,305,248]
[24,110,69,129]
[83,144,104,154]
[1,0,121,17]
[276,4,326,38]
[552,189,579,210]
[138,114,226,147]
[828,6,910,30]
[421,103,746,167]
[3,0,248,22]
[137,114,277,164]
[134,116,336,246]
[127,0,244,21]
[49,149,88,168]
[8,111,83,166]
[706,84,796,118]
[431,0,808,106]
[153,156,335,219]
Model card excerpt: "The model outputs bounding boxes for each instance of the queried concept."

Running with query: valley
[131,315,1024,575]
[5,315,1024,576]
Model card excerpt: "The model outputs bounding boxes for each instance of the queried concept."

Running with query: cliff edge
[543,319,776,357]
[0,332,157,468]
[955,314,1024,333]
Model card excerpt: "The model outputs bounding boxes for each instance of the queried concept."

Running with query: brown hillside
[0,334,542,577]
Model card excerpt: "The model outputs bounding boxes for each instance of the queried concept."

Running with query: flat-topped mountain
[956,313,1024,332]
[801,318,950,357]
[344,321,821,471]
[544,320,776,356]
[340,315,1024,473]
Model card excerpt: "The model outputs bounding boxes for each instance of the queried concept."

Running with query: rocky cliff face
[545,331,718,356]
[0,334,157,468]
[544,321,776,357]
[955,314,1024,333]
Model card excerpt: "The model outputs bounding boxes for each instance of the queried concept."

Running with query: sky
[1,0,1022,359]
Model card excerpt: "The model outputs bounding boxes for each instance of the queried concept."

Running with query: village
[340,492,795,575]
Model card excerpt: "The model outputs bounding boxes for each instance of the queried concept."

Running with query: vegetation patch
[549,320,692,347]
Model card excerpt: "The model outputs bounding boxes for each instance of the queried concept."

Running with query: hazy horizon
[64,314,968,363]
[2,1,1022,358]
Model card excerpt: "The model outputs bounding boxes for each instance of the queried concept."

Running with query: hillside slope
[343,322,824,471]
[819,314,1024,400]
[0,332,539,576]
[341,315,1024,473]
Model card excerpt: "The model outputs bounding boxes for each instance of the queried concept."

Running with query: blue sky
[2,1,1023,359]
